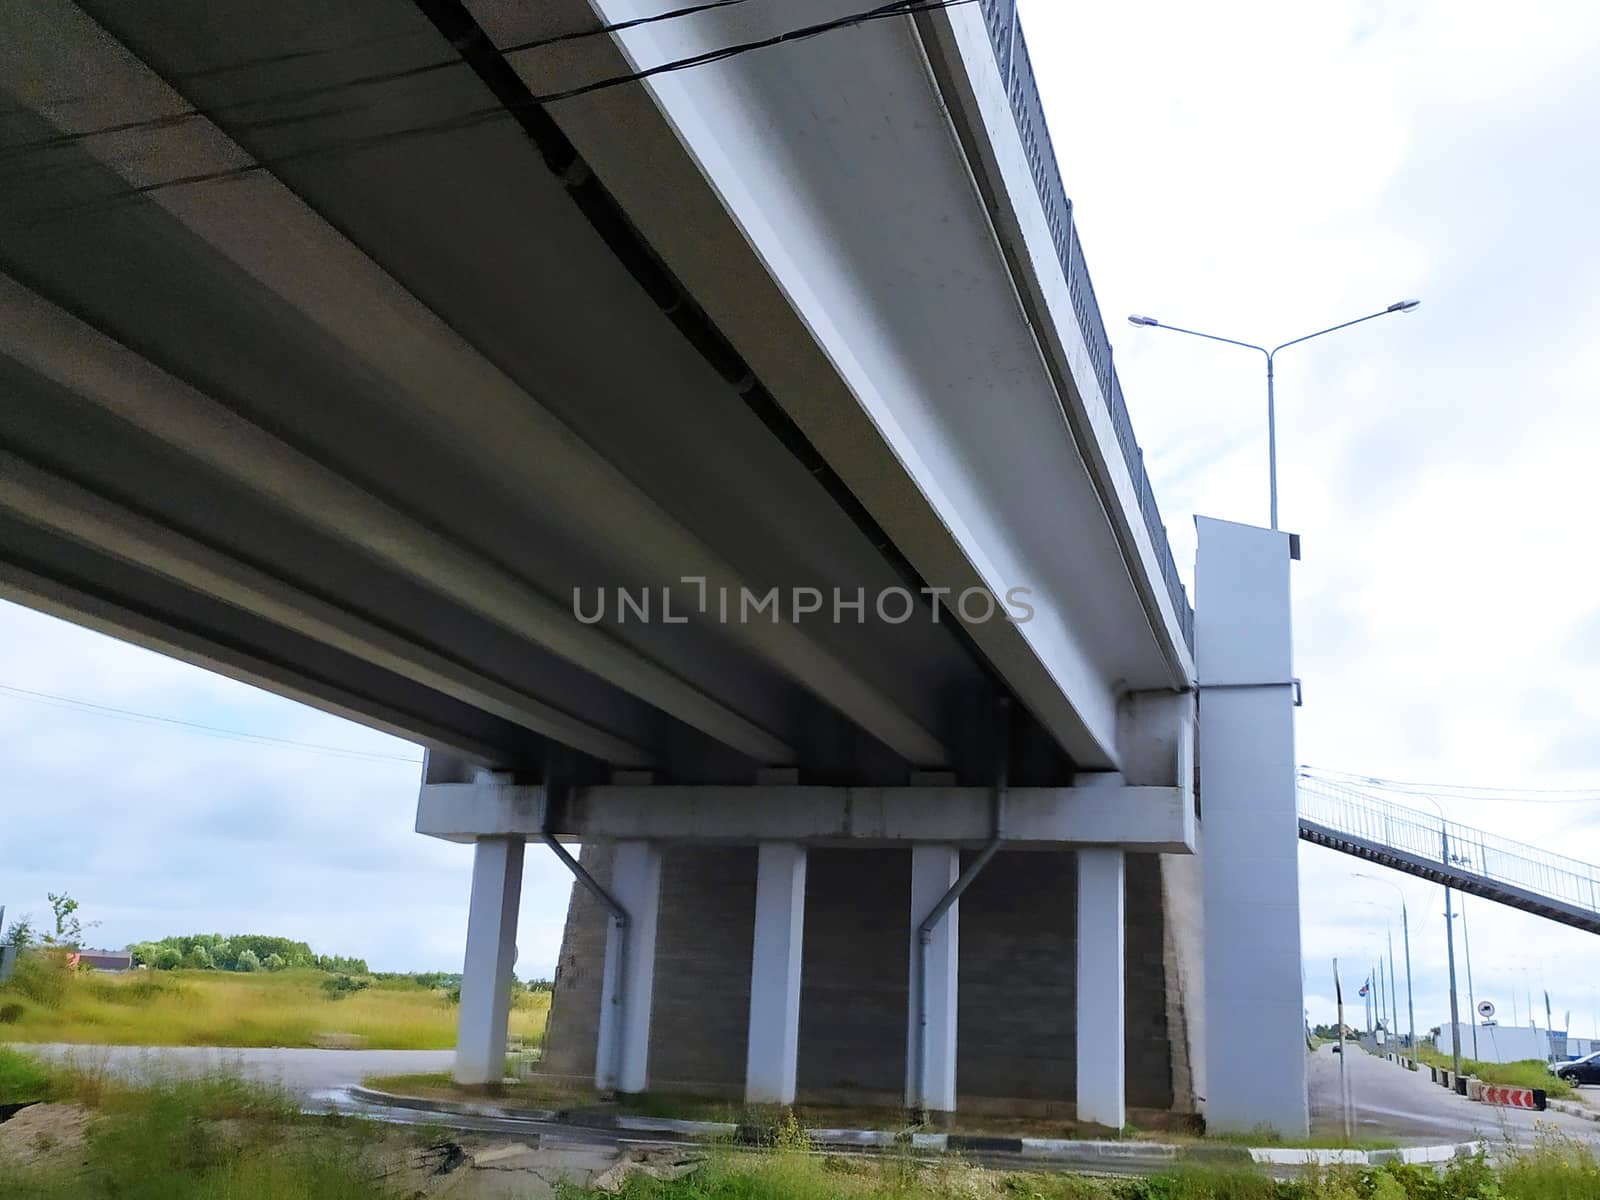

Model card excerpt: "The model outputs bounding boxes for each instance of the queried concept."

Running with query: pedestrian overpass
[1299,776,1600,936]
[1,0,1307,1135]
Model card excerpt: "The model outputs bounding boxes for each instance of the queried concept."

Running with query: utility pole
[1334,959,1353,1141]
[1387,930,1399,1048]
[1401,899,1416,1066]
[1376,953,1388,1036]
[1445,883,1463,1079]
[1460,896,1479,1059]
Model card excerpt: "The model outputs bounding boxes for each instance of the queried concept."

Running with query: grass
[6,1047,1598,1200]
[0,960,550,1050]
[560,1137,1596,1199]
[0,1045,397,1199]
[1416,1046,1572,1099]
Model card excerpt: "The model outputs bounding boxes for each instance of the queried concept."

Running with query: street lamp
[1355,872,1417,1068]
[1127,300,1420,529]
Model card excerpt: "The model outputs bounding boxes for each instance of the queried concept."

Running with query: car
[1552,1051,1600,1087]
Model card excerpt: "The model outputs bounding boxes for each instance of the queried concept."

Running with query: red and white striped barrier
[1478,1085,1546,1111]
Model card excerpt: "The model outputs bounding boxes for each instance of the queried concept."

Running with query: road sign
[1477,1000,1496,1019]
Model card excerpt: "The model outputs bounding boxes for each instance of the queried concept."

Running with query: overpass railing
[976,0,1194,652]
[1298,775,1600,926]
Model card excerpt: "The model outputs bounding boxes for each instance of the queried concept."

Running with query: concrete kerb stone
[1547,1099,1600,1124]
[351,1086,1481,1168]
[346,1085,557,1122]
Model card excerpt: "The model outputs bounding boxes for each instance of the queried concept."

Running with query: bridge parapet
[971,0,1194,652]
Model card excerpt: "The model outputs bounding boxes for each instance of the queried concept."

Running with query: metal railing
[975,0,1194,651]
[1299,776,1600,924]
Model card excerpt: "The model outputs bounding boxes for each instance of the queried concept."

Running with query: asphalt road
[19,1043,453,1097]
[1307,1042,1599,1146]
[23,1041,1600,1153]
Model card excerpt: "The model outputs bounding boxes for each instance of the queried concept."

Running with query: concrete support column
[907,844,961,1113]
[595,840,662,1095]
[455,835,525,1085]
[1075,847,1126,1128]
[744,842,808,1104]
[1196,516,1309,1135]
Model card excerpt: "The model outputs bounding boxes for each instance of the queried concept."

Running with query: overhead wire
[1302,764,1600,805]
[0,680,424,764]
[2,0,762,162]
[3,0,975,201]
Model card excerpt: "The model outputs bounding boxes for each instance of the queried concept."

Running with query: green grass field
[0,964,550,1051]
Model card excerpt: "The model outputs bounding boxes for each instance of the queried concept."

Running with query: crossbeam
[417,780,1196,853]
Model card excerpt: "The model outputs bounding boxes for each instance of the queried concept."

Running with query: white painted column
[744,842,808,1104]
[907,844,961,1113]
[1075,847,1126,1128]
[454,835,525,1085]
[595,840,662,1095]
[1196,516,1309,1135]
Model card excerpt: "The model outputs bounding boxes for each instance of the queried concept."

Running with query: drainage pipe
[538,833,629,1094]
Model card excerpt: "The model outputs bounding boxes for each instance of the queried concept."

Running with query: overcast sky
[5,0,1600,1039]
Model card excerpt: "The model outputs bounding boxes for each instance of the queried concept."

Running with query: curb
[346,1087,1479,1168]
[1547,1099,1600,1125]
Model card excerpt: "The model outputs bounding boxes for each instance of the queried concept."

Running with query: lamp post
[1355,872,1416,1067]
[1127,300,1420,530]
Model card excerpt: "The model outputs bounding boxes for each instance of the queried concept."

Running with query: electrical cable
[1302,765,1600,804]
[3,0,971,185]
[0,680,423,764]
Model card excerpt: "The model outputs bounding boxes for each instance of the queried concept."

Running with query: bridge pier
[907,844,962,1115]
[425,772,1199,1117]
[455,833,524,1085]
[744,842,808,1104]
[595,841,662,1095]
[1076,847,1127,1128]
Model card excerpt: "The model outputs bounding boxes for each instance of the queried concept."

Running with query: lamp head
[1127,314,1159,327]
[1387,299,1421,313]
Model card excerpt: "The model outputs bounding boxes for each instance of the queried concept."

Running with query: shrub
[85,973,179,1006]
[184,946,213,970]
[321,974,370,999]
[263,953,287,972]
[8,949,73,1007]
[152,947,182,970]
[0,1046,52,1103]
[236,949,261,973]
[0,1001,25,1024]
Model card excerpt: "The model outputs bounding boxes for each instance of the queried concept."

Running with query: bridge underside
[0,0,1245,1132]
[0,0,1195,787]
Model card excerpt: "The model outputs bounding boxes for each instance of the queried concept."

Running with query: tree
[153,947,182,970]
[262,953,286,972]
[44,893,96,950]
[236,949,261,973]
[4,915,35,948]
[184,946,212,970]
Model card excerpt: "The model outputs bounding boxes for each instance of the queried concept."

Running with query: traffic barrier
[1478,1085,1546,1111]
